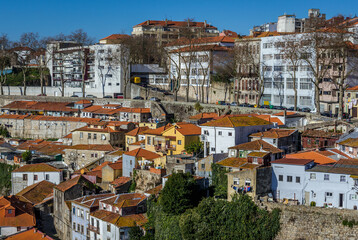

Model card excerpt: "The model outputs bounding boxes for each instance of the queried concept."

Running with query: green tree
[184,140,203,156]
[129,226,144,240]
[211,163,229,198]
[0,126,10,137]
[21,150,32,163]
[179,195,281,240]
[194,102,203,112]
[160,173,201,215]
[0,163,17,195]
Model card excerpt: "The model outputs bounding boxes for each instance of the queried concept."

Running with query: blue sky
[1,0,357,42]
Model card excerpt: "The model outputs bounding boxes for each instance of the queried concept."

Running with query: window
[350,194,358,200]
[17,227,21,232]
[340,175,346,182]
[8,209,12,214]
[81,210,84,218]
[273,139,277,144]
[228,132,232,136]
[203,130,209,135]
[278,175,283,181]
[264,78,272,88]
[147,136,151,145]
[73,207,76,215]
[93,134,97,140]
[101,134,106,140]
[324,174,330,181]
[80,132,83,139]
[218,131,222,136]
[263,54,273,60]
[45,174,49,180]
[300,78,312,90]
[86,211,89,220]
[286,95,294,105]
[233,178,239,185]
[325,192,333,197]
[263,66,272,72]
[73,223,76,231]
[354,179,358,186]
[81,225,84,234]
[296,176,300,183]
[263,43,273,49]
[34,175,38,181]
[177,140,182,145]
[23,174,27,180]
[88,133,91,139]
[274,54,283,60]
[107,224,111,232]
[299,96,312,106]
[287,176,293,182]
[211,147,215,151]
[201,164,205,169]
[310,173,316,180]
[274,66,284,71]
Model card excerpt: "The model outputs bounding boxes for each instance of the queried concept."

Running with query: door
[353,107,357,118]
[304,191,310,206]
[339,193,344,208]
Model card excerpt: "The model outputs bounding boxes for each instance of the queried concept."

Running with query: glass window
[233,178,239,185]
[218,131,222,135]
[80,132,83,139]
[324,174,329,181]
[340,175,346,182]
[310,173,316,180]
[279,175,283,181]
[296,176,300,183]
[228,132,232,136]
[287,176,293,182]
[178,140,182,145]
[325,192,333,197]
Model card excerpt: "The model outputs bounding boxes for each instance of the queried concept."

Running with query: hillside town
[2,7,358,240]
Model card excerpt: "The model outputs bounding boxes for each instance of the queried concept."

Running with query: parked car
[150,97,161,102]
[103,95,113,98]
[70,95,79,97]
[300,107,311,112]
[86,94,97,98]
[260,105,270,109]
[217,101,226,105]
[151,87,160,92]
[231,102,238,106]
[322,111,332,117]
[133,96,144,100]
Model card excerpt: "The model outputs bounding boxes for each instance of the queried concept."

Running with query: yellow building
[125,126,149,151]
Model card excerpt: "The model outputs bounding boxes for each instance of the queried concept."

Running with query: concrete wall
[11,171,62,194]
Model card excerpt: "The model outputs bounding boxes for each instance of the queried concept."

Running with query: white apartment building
[46,41,127,97]
[260,34,316,111]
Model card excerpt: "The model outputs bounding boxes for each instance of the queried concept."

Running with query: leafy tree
[0,126,10,137]
[194,102,203,112]
[184,140,203,156]
[160,173,201,215]
[21,150,32,163]
[0,163,17,195]
[179,195,281,240]
[129,226,144,240]
[211,163,229,198]
[129,170,137,192]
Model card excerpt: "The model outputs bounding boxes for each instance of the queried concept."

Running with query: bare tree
[0,34,12,95]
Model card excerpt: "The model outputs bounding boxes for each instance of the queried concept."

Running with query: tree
[129,226,144,240]
[22,150,32,163]
[179,195,281,240]
[160,172,201,215]
[184,140,203,156]
[0,125,10,137]
[211,163,229,198]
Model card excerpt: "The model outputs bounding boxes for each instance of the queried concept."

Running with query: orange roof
[63,133,72,139]
[347,85,358,91]
[55,175,95,192]
[302,130,341,139]
[130,140,145,146]
[100,193,147,208]
[91,161,111,172]
[189,112,219,120]
[229,139,283,154]
[108,160,122,170]
[72,193,115,209]
[100,34,130,40]
[273,111,299,116]
[202,115,271,127]
[255,115,284,126]
[115,214,147,227]
[0,196,36,227]
[72,126,119,133]
[91,210,120,224]
[6,228,54,240]
[16,180,55,205]
[250,129,296,139]
[1,101,77,113]
[286,151,337,165]
[75,100,92,104]
[12,163,61,173]
[272,158,314,165]
[217,158,248,168]
[143,123,173,136]
[126,126,149,137]
[124,148,160,160]
[110,177,131,188]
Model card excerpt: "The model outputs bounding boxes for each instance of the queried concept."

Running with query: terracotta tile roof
[302,130,342,139]
[165,123,201,136]
[286,151,337,165]
[16,180,55,205]
[2,101,77,113]
[115,214,147,227]
[336,138,358,147]
[67,144,116,152]
[75,100,92,104]
[347,85,358,91]
[143,123,173,136]
[100,34,130,40]
[0,114,30,120]
[91,161,111,172]
[271,158,314,165]
[124,148,160,160]
[72,193,115,209]
[55,175,94,192]
[0,196,36,227]
[63,133,72,139]
[72,126,119,133]
[6,228,54,240]
[145,184,162,195]
[100,193,147,208]
[202,116,271,127]
[247,151,269,157]
[229,139,283,154]
[135,20,217,29]
[27,115,101,123]
[250,129,296,139]
[329,149,351,159]
[34,144,68,156]
[130,140,145,146]
[126,127,150,137]
[255,115,284,126]
[110,177,131,188]
[108,160,123,170]
[106,121,134,127]
[273,111,298,116]
[189,112,219,120]
[217,157,248,168]
[91,209,120,224]
[12,163,61,173]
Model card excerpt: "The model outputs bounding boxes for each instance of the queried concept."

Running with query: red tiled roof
[126,127,150,137]
[273,111,299,116]
[16,180,55,205]
[228,139,283,154]
[12,163,61,173]
[286,151,337,165]
[115,214,147,227]
[6,228,54,240]
[143,123,173,136]
[217,158,248,168]
[189,112,219,120]
[250,129,296,139]
[100,193,147,208]
[202,115,271,127]
[347,85,358,91]
[100,34,130,40]
[164,123,201,136]
[271,158,314,165]
[110,177,131,188]
[2,101,77,113]
[255,115,284,126]
[75,100,92,104]
[124,148,160,160]
[72,126,119,133]
[72,193,115,209]
[302,130,342,139]
[0,196,36,227]
[55,175,95,192]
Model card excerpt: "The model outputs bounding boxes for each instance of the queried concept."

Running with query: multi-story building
[11,163,63,195]
[132,20,219,45]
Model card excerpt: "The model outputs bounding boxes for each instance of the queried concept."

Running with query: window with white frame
[233,178,239,185]
[300,78,312,90]
[286,95,294,105]
[324,174,330,181]
[299,96,312,106]
[274,66,284,71]
[325,192,333,197]
[263,54,273,60]
[264,78,272,88]
[350,194,358,200]
[310,173,316,180]
[263,43,273,49]
[218,131,222,136]
[340,175,346,182]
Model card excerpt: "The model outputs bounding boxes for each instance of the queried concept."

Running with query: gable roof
[12,163,61,173]
[126,126,150,137]
[271,158,314,166]
[110,177,131,188]
[228,139,283,154]
[5,228,54,240]
[16,180,55,205]
[55,175,95,192]
[164,123,201,136]
[250,129,296,139]
[302,129,342,139]
[286,151,337,165]
[0,196,36,227]
[124,148,161,160]
[72,193,115,209]
[143,123,173,136]
[100,193,147,208]
[189,112,219,120]
[202,115,271,128]
[217,157,248,168]
[100,34,130,41]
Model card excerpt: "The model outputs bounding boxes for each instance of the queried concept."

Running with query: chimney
[204,20,207,28]
[147,20,150,25]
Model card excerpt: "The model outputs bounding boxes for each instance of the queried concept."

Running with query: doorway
[339,193,344,208]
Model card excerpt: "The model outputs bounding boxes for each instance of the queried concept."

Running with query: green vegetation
[211,163,229,198]
[342,219,357,228]
[194,102,203,112]
[184,141,203,156]
[0,163,17,195]
[310,201,316,207]
[129,226,144,239]
[21,150,32,163]
[160,173,201,215]
[0,126,10,137]
[129,170,137,192]
[5,68,50,86]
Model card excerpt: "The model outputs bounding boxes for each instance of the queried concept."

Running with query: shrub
[310,201,316,207]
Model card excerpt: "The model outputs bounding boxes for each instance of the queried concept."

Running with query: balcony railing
[88,225,99,234]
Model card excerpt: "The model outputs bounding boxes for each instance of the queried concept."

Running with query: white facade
[89,215,129,240]
[11,171,62,194]
[260,34,316,110]
[72,202,90,240]
[271,161,315,203]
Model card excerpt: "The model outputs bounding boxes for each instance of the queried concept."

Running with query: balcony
[88,225,99,234]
